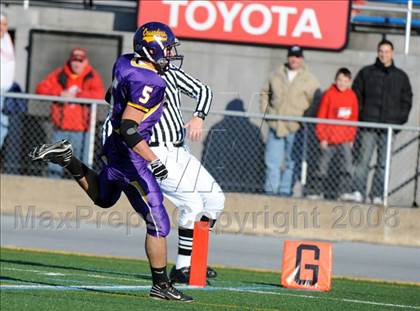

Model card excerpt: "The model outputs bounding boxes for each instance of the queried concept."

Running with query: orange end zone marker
[281,240,333,292]
[189,221,210,287]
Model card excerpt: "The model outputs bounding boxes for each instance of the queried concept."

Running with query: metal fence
[1,92,419,207]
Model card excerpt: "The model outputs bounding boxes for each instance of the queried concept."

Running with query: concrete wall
[5,6,115,92]
[1,175,419,247]
[3,5,419,205]
[4,6,419,127]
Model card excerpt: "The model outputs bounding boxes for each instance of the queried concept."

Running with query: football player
[29,22,192,302]
[102,57,225,284]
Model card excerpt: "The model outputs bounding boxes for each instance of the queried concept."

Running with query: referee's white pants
[151,144,225,229]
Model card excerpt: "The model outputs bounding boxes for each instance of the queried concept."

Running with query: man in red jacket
[36,48,104,177]
[310,68,359,200]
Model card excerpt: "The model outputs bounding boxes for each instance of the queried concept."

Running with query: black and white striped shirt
[102,67,213,144]
[150,67,213,143]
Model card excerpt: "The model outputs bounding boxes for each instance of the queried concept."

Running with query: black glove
[150,159,168,181]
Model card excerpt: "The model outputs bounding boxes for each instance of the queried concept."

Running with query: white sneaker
[307,194,323,200]
[372,197,383,205]
[349,191,363,203]
[339,193,355,201]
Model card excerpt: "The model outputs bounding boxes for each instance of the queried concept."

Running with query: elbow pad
[120,119,143,148]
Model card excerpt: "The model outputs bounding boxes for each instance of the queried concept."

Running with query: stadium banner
[137,0,351,50]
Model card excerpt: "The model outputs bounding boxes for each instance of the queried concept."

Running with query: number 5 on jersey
[139,85,154,104]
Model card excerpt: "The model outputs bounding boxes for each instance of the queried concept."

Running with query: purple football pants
[96,134,170,237]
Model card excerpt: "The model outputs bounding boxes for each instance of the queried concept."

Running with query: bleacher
[352,0,420,31]
[369,0,420,4]
[352,15,420,28]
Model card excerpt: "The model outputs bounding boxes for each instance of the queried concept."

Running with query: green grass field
[0,247,419,311]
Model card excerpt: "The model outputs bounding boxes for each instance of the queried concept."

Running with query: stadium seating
[352,0,420,29]
[352,15,420,28]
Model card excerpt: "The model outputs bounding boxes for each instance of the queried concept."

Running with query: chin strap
[142,47,156,65]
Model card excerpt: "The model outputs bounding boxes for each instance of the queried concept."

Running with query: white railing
[352,0,420,55]
[17,0,138,9]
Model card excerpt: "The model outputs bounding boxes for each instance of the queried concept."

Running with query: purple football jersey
[109,53,166,142]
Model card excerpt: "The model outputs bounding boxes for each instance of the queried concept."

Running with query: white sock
[176,227,193,269]
[176,254,192,269]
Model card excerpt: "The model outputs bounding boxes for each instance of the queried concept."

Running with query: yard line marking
[0,285,151,290]
[1,284,419,309]
[1,267,46,274]
[219,287,420,310]
[84,274,148,283]
[1,267,148,283]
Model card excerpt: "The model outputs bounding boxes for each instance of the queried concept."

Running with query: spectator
[3,82,28,174]
[260,45,320,196]
[292,89,322,198]
[36,48,105,178]
[0,12,15,149]
[309,68,358,200]
[202,98,265,193]
[350,39,413,204]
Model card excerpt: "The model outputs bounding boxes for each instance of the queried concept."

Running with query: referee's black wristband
[120,119,144,148]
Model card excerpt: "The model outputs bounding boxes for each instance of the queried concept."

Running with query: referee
[103,65,225,283]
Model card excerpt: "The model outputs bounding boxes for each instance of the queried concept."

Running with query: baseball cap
[69,48,87,62]
[287,45,303,58]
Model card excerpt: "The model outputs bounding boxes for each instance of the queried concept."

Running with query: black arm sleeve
[120,119,144,148]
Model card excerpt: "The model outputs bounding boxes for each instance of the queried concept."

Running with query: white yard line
[1,284,419,309]
[1,267,148,283]
[1,267,46,274]
[0,285,151,290]
[223,288,420,310]
[85,274,146,282]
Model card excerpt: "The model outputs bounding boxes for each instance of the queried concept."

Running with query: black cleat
[29,139,73,167]
[206,266,218,279]
[169,266,218,284]
[149,282,193,302]
[169,266,190,284]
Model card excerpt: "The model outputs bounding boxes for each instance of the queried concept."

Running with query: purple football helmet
[133,21,183,72]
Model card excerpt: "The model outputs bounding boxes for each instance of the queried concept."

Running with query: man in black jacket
[350,39,413,204]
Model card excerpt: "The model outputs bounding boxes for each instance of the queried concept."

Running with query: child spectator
[311,68,358,200]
